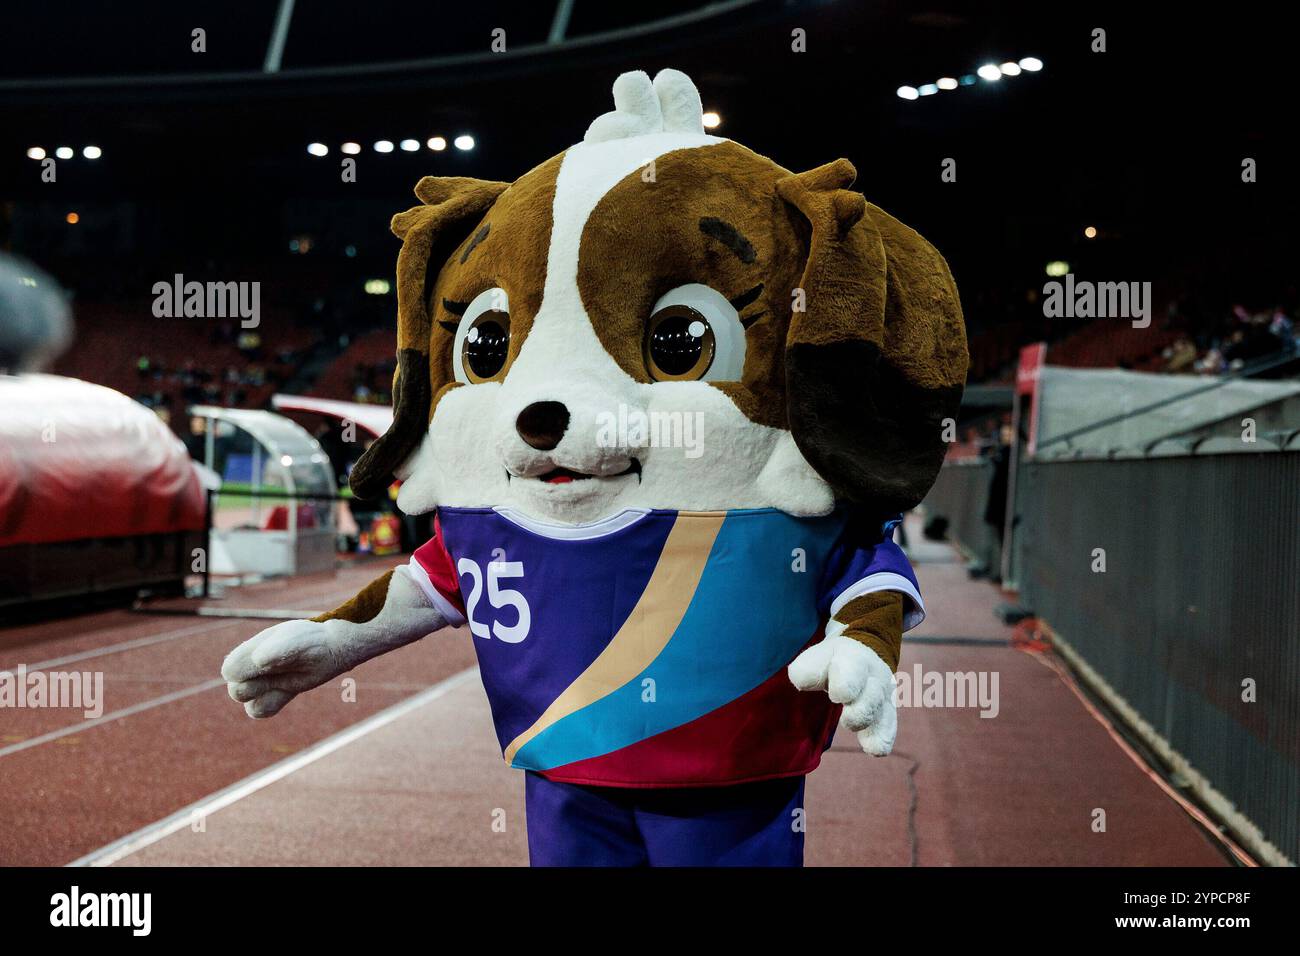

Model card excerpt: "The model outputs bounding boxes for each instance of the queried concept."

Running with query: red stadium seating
[1048,320,1180,370]
[306,328,395,401]
[52,301,316,423]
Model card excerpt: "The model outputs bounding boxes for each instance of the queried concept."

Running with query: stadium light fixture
[702,110,721,129]
[1045,260,1069,277]
[374,140,394,153]
[82,145,102,159]
[55,146,74,159]
[453,134,475,151]
[364,279,391,295]
[427,136,447,151]
[307,142,328,157]
[899,56,1041,104]
[400,139,420,152]
[341,142,361,155]
[26,147,45,160]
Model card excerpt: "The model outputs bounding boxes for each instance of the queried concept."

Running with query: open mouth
[522,459,642,485]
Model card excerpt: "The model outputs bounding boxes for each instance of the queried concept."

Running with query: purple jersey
[411,506,922,787]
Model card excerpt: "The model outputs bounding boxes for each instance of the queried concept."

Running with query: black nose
[515,401,570,451]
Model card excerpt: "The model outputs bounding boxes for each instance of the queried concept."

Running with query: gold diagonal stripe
[503,513,724,765]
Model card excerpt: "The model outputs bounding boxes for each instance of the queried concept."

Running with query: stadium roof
[2,1,1295,326]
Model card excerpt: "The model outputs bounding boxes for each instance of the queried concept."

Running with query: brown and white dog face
[352,70,968,526]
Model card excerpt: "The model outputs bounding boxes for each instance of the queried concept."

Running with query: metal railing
[1016,450,1299,864]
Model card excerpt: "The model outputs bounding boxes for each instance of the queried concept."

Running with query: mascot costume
[223,69,967,866]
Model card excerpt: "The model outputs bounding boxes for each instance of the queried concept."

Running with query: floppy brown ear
[777,159,968,517]
[350,176,509,499]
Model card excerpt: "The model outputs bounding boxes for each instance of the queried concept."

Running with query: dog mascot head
[350,69,967,527]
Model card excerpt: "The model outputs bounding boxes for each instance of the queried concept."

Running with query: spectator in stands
[1224,322,1282,367]
[1195,345,1227,375]
[1268,309,1296,352]
[345,356,396,404]
[236,330,262,358]
[1162,336,1198,373]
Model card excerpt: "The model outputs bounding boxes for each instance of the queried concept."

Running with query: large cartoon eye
[644,284,746,382]
[452,287,511,384]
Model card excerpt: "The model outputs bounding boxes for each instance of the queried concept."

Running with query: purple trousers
[524,771,806,867]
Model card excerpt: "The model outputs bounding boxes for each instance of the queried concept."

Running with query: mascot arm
[221,565,450,719]
[788,590,905,756]
[834,591,904,671]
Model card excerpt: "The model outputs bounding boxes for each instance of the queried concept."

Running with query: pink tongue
[545,474,574,484]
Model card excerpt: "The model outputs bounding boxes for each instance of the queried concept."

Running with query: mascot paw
[221,619,349,719]
[788,635,898,756]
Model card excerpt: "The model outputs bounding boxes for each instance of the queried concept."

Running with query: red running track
[1,532,1231,867]
[0,560,476,866]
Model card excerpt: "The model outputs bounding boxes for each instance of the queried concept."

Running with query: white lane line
[10,576,382,673]
[16,620,238,672]
[0,679,227,759]
[68,667,480,868]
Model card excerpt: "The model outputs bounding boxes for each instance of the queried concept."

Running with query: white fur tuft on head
[584,68,706,143]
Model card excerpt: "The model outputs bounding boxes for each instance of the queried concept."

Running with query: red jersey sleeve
[408,514,467,625]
